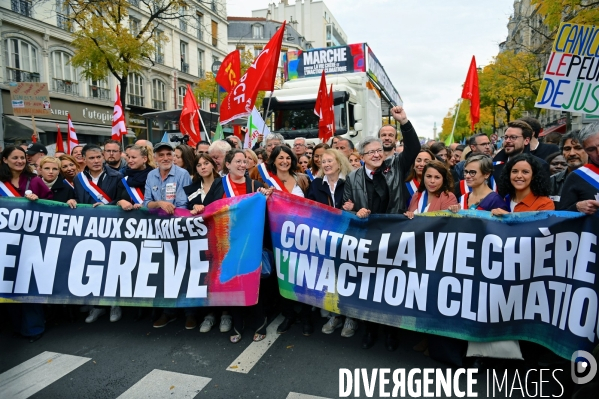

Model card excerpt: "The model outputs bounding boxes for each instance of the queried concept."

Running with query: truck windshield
[272,103,347,132]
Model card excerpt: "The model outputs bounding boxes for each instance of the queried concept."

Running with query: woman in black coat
[184,153,224,213]
[117,145,154,210]
[39,156,76,204]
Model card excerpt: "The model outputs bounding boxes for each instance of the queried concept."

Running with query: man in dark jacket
[549,131,587,207]
[519,116,560,160]
[72,144,125,324]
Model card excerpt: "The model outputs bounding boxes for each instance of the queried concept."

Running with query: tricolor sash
[77,173,112,204]
[491,161,504,193]
[573,164,599,192]
[64,179,74,189]
[459,193,469,210]
[122,177,144,204]
[417,191,429,214]
[257,163,289,193]
[223,174,245,198]
[405,178,419,207]
[306,169,315,182]
[459,179,472,195]
[0,181,21,197]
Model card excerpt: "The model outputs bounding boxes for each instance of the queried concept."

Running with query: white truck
[263,43,403,145]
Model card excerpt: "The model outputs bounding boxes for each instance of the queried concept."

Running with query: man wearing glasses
[491,120,549,183]
[454,133,493,179]
[103,140,127,174]
[559,122,599,214]
[342,105,420,352]
[293,137,307,158]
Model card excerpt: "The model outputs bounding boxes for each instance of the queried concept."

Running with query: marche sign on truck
[263,43,403,145]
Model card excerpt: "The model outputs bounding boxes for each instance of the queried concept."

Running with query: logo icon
[571,350,597,384]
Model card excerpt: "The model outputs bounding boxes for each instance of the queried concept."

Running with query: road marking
[0,351,90,399]
[117,369,211,399]
[287,393,332,399]
[226,314,284,374]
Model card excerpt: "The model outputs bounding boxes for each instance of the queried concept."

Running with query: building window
[155,30,164,64]
[128,73,144,106]
[89,79,110,101]
[211,20,218,47]
[179,7,187,32]
[178,86,186,108]
[211,0,217,12]
[197,49,205,77]
[129,17,140,37]
[196,12,203,41]
[11,0,32,17]
[180,41,189,73]
[152,79,166,110]
[52,51,79,95]
[56,0,71,31]
[252,24,263,39]
[4,38,39,82]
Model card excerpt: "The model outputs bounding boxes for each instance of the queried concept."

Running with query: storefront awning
[4,115,135,138]
[539,122,567,137]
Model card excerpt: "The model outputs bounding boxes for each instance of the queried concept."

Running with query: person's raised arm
[392,106,420,173]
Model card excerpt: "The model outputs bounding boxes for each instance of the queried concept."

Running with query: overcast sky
[226,0,514,139]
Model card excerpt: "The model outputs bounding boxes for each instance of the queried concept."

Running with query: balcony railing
[128,0,139,7]
[53,78,79,95]
[89,85,110,101]
[212,36,218,47]
[11,0,32,17]
[57,14,72,32]
[181,62,189,73]
[129,94,144,106]
[6,67,40,82]
[180,20,187,32]
[156,54,164,65]
[152,99,166,110]
[198,68,205,78]
[197,28,203,41]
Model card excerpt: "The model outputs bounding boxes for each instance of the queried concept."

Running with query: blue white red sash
[305,169,315,182]
[573,164,599,191]
[459,179,472,195]
[77,173,112,204]
[64,179,74,189]
[491,161,504,193]
[417,191,429,213]
[223,174,246,198]
[459,193,469,209]
[257,163,289,192]
[405,178,419,207]
[0,181,21,197]
[121,177,144,204]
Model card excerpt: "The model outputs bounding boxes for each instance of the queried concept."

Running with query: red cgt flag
[461,56,480,131]
[216,50,241,92]
[67,114,79,154]
[112,86,127,141]
[314,71,334,143]
[55,124,65,153]
[220,21,286,124]
[179,84,202,147]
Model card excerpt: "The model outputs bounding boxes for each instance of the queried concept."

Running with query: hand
[92,202,103,207]
[190,204,205,215]
[119,200,134,211]
[491,208,509,216]
[356,208,371,218]
[448,204,459,213]
[66,199,77,209]
[576,200,599,215]
[257,134,264,143]
[258,187,273,199]
[391,106,408,125]
[25,193,38,201]
[404,211,415,219]
[343,199,354,211]
[159,201,176,215]
[133,204,142,210]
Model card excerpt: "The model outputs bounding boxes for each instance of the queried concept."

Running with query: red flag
[314,71,334,143]
[112,86,127,141]
[55,124,65,153]
[220,21,286,124]
[216,50,241,92]
[461,56,480,131]
[67,114,79,154]
[233,125,243,140]
[179,84,202,147]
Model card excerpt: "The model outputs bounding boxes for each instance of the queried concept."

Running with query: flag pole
[198,107,210,144]
[447,98,462,145]
[261,91,274,136]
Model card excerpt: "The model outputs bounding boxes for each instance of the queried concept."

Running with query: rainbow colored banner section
[0,194,266,307]
[267,191,599,360]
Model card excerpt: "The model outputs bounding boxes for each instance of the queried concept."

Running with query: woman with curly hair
[404,159,455,218]
[491,153,554,215]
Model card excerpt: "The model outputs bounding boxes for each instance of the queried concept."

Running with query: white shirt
[291,184,304,197]
[364,166,375,180]
[323,174,345,197]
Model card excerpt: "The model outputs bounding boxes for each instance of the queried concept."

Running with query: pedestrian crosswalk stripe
[226,314,285,374]
[0,351,91,399]
[286,393,332,399]
[116,369,211,399]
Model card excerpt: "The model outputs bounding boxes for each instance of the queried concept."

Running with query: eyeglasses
[363,148,384,157]
[504,135,523,142]
[463,169,478,177]
[293,144,305,147]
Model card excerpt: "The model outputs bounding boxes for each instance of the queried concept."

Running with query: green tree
[531,0,599,30]
[67,0,186,108]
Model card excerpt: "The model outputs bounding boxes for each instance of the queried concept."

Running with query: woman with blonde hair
[39,156,75,203]
[58,154,81,187]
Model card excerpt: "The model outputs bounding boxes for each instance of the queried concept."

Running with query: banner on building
[267,192,599,359]
[0,194,266,307]
[285,43,366,80]
[535,22,599,115]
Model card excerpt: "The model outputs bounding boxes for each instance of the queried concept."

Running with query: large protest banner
[535,22,599,115]
[267,192,599,359]
[0,194,265,307]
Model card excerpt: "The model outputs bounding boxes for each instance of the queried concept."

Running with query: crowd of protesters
[2,107,599,377]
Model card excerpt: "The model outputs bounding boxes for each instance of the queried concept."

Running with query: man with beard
[103,140,127,173]
[559,122,599,214]
[454,133,493,179]
[492,120,549,183]
[519,116,559,160]
[379,125,397,159]
[549,132,588,207]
